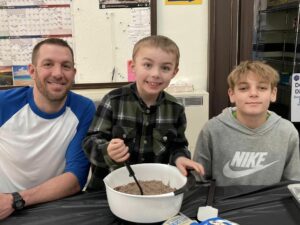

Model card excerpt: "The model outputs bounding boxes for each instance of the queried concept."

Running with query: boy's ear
[128,60,135,73]
[270,87,277,102]
[172,67,179,78]
[228,88,235,103]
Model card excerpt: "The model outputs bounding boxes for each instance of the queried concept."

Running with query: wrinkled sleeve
[64,100,95,190]
[193,122,212,178]
[82,96,120,170]
[283,127,300,181]
[169,107,191,164]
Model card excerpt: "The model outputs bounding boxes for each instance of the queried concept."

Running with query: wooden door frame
[208,0,254,118]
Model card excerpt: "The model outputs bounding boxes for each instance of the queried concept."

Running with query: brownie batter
[114,180,176,195]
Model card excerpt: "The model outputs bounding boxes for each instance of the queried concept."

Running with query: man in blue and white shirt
[0,38,95,220]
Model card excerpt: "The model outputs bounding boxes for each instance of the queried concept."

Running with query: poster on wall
[12,65,33,86]
[165,0,202,5]
[291,73,300,122]
[99,0,150,9]
[0,66,13,86]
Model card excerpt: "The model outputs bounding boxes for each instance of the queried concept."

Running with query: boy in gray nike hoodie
[193,60,300,186]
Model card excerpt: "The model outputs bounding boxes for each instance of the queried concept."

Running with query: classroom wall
[73,0,149,83]
[156,1,208,92]
[73,1,209,91]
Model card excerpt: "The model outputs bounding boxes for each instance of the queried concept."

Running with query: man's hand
[107,138,130,163]
[0,193,14,220]
[175,156,205,176]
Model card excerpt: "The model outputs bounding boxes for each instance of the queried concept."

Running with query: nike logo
[223,151,278,178]
[223,160,278,178]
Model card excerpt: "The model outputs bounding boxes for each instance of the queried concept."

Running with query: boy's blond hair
[132,35,180,68]
[227,60,279,89]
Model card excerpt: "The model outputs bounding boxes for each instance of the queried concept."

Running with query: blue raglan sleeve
[0,87,29,127]
[64,97,96,189]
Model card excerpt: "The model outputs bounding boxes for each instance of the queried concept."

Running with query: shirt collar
[130,83,165,109]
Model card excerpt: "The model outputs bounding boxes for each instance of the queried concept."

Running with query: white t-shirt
[0,87,95,193]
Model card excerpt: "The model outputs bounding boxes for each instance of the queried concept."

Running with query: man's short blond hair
[132,35,180,68]
[227,60,279,89]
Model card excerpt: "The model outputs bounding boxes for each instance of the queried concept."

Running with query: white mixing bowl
[103,163,187,223]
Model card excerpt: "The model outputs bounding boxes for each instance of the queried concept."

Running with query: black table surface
[3,180,300,225]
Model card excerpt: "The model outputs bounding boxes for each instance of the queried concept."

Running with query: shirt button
[146,109,150,114]
[145,122,149,126]
[144,140,147,144]
[141,158,145,162]
[163,136,168,142]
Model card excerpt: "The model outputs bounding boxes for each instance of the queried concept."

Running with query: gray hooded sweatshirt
[193,107,300,186]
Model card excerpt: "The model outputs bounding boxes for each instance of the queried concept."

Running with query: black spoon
[112,126,144,195]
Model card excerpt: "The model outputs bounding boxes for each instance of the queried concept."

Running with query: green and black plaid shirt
[83,83,191,190]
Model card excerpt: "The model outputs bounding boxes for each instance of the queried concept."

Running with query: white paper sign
[291,73,300,122]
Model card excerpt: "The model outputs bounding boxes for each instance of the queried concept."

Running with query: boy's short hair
[227,60,280,89]
[132,35,180,68]
[32,38,74,65]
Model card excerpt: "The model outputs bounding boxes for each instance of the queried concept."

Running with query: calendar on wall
[0,0,73,86]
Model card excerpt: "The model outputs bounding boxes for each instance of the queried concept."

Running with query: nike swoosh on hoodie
[223,160,278,178]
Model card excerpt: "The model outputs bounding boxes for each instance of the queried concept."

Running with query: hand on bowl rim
[175,157,205,177]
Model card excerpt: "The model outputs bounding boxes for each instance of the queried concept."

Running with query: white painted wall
[157,1,209,92]
[73,1,209,91]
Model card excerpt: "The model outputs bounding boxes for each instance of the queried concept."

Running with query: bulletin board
[0,0,156,87]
